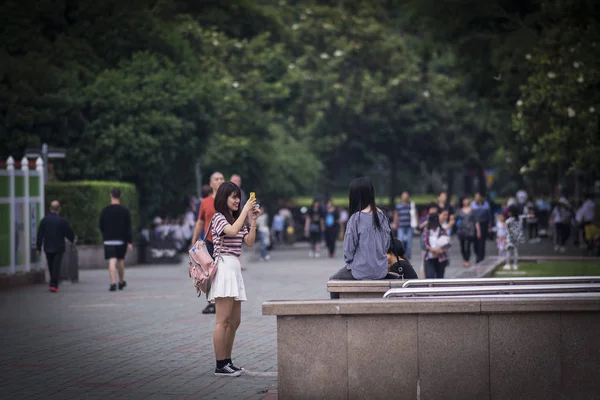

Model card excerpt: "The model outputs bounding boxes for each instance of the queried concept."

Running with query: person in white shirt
[552,198,571,253]
[576,194,595,248]
[256,207,271,260]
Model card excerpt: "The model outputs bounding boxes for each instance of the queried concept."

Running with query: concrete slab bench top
[326,279,407,292]
[262,294,600,316]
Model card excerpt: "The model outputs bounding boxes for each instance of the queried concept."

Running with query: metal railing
[383,283,600,298]
[401,276,600,288]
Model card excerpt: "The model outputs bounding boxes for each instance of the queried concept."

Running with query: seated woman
[387,238,419,279]
[330,177,397,298]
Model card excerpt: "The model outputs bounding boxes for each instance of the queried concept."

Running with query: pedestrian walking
[99,188,133,292]
[551,198,571,253]
[271,212,284,246]
[36,200,75,292]
[503,205,525,270]
[392,191,414,260]
[437,191,454,215]
[456,197,477,267]
[575,194,595,249]
[256,206,271,260]
[209,182,258,376]
[421,213,451,279]
[230,174,248,208]
[496,213,508,263]
[324,200,340,258]
[191,171,225,314]
[305,199,325,258]
[471,192,492,263]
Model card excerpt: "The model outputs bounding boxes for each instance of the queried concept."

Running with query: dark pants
[476,221,489,263]
[329,266,400,299]
[46,252,63,288]
[459,236,476,262]
[325,227,339,256]
[555,223,569,246]
[528,222,538,240]
[424,258,448,279]
[309,231,321,251]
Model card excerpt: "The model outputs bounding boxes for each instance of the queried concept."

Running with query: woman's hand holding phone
[244,198,256,214]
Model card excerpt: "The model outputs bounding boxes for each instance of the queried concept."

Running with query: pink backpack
[188,222,218,296]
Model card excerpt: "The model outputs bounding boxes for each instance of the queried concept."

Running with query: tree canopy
[2,0,597,220]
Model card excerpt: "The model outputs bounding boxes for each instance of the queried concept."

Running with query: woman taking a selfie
[209,181,258,377]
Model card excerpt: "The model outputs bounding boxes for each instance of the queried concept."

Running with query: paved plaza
[0,238,514,399]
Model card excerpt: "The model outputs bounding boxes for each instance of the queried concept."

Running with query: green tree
[513,1,600,181]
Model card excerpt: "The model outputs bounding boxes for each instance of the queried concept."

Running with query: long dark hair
[348,177,381,228]
[214,181,242,224]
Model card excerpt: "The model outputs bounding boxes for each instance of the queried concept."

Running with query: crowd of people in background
[146,178,600,273]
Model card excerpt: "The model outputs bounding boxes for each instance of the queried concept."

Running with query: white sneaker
[560,246,566,253]
[264,254,271,261]
[315,252,321,258]
[554,245,559,252]
[309,251,314,258]
[503,264,511,270]
[512,264,518,270]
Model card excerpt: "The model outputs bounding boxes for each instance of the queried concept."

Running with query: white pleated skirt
[208,255,247,302]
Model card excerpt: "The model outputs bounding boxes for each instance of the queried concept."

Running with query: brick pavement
[0,237,499,399]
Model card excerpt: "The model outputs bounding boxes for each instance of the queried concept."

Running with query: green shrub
[45,181,139,245]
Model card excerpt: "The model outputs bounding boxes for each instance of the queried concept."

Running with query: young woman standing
[209,181,258,376]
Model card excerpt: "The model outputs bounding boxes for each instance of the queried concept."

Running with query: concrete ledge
[0,270,45,290]
[263,295,600,316]
[327,279,409,298]
[454,256,505,279]
[265,296,600,399]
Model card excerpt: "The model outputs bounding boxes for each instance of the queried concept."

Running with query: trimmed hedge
[46,181,139,245]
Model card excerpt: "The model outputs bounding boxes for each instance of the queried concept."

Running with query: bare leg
[117,259,125,283]
[510,247,519,267]
[108,258,117,284]
[225,301,242,358]
[213,297,234,360]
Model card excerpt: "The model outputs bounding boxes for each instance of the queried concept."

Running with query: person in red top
[191,171,224,314]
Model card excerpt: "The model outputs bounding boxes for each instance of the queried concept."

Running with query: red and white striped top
[211,212,248,257]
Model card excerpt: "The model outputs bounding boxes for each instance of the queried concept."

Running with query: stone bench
[328,257,508,298]
[327,280,407,298]
[262,295,600,399]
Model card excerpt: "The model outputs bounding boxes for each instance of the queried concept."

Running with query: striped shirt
[395,203,411,228]
[212,213,248,257]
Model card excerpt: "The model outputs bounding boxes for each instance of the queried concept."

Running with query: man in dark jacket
[99,188,133,292]
[36,200,75,292]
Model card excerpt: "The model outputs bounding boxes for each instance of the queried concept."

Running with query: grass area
[292,195,507,207]
[493,261,600,277]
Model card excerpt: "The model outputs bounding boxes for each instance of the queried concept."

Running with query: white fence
[0,156,45,275]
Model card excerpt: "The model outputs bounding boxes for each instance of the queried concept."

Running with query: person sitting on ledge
[388,238,419,280]
[330,177,399,298]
